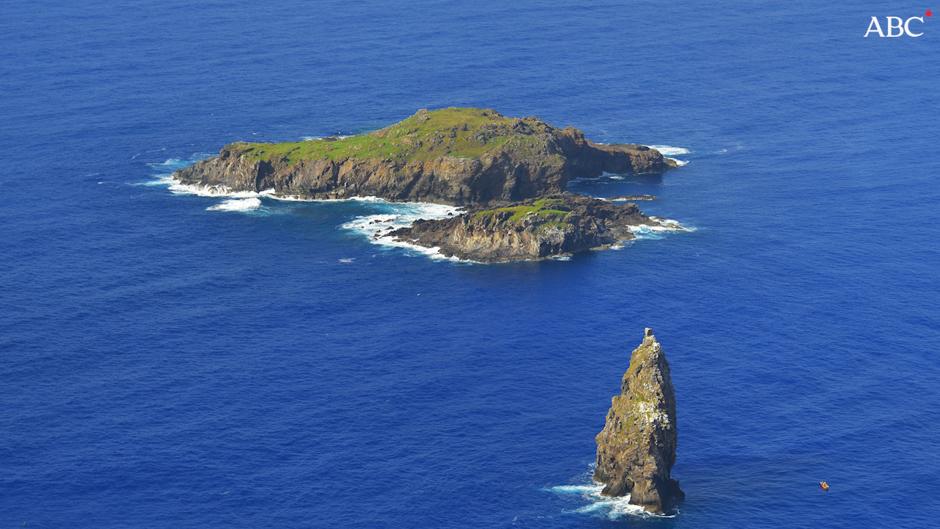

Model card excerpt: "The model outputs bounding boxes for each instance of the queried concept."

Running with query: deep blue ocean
[3,1,940,527]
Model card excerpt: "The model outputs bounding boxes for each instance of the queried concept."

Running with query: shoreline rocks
[594,328,684,514]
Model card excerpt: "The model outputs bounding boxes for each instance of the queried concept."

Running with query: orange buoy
[819,481,830,491]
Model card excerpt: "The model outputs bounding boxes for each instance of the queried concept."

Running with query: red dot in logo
[927,8,934,16]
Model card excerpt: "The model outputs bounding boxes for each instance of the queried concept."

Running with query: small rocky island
[174,108,685,261]
[390,193,671,263]
[594,328,684,514]
[174,108,676,205]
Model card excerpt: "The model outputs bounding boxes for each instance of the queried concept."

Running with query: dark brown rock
[594,328,684,514]
[388,193,669,262]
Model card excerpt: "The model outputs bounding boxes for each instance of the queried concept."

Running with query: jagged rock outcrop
[173,108,676,206]
[388,193,674,262]
[594,328,684,514]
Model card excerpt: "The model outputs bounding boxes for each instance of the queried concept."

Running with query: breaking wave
[629,217,695,241]
[136,155,211,188]
[170,182,264,198]
[143,158,463,237]
[147,157,201,171]
[647,144,690,167]
[206,197,262,212]
[340,203,465,261]
[647,145,690,156]
[142,156,282,213]
[547,482,676,520]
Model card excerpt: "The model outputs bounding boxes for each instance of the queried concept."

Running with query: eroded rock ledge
[388,193,672,262]
[173,108,676,206]
[594,328,684,514]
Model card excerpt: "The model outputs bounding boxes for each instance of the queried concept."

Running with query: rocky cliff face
[173,108,674,206]
[594,328,684,514]
[388,194,669,262]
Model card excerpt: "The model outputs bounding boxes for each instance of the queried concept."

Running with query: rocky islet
[594,328,684,514]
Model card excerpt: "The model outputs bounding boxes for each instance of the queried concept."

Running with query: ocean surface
[2,1,939,528]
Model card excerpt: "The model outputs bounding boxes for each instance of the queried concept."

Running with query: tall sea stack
[594,328,684,514]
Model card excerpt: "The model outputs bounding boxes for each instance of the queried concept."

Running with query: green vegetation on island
[472,197,571,224]
[233,108,545,163]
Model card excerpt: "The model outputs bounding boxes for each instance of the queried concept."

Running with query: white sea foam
[153,166,455,241]
[550,484,600,495]
[264,193,387,204]
[206,197,262,212]
[257,191,314,202]
[169,181,259,197]
[646,145,690,167]
[147,157,189,170]
[547,482,676,520]
[146,154,213,171]
[340,202,465,261]
[647,145,690,156]
[144,158,264,212]
[135,174,175,187]
[629,217,694,241]
[159,171,399,205]
[136,155,212,188]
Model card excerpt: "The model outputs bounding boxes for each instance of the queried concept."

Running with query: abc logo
[864,15,928,38]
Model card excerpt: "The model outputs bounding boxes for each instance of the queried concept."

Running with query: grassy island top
[472,197,571,225]
[230,107,554,164]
